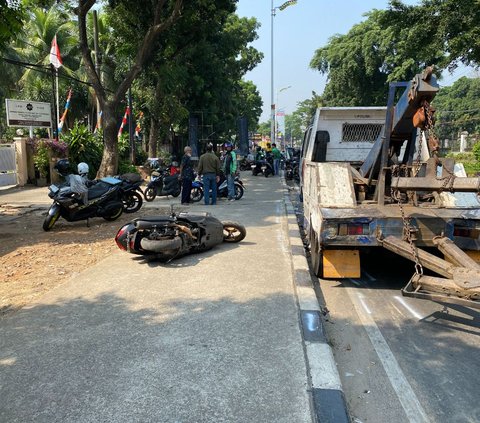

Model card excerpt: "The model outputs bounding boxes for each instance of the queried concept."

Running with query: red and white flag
[49,35,62,69]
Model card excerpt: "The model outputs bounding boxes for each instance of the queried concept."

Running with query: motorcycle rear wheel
[123,192,143,213]
[222,221,246,243]
[42,207,61,231]
[190,187,204,203]
[103,206,123,221]
[171,190,181,198]
[144,187,156,202]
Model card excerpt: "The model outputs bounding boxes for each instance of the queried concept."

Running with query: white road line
[394,296,424,320]
[357,293,372,315]
[348,289,430,423]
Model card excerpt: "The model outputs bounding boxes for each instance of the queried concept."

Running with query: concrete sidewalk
[0,174,315,423]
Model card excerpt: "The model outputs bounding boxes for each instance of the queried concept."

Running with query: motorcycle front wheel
[43,206,61,231]
[234,185,244,201]
[222,221,246,243]
[123,192,143,213]
[190,187,204,202]
[144,187,157,202]
[103,206,123,221]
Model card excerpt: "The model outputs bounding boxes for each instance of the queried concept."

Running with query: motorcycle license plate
[261,166,266,171]
[49,184,59,194]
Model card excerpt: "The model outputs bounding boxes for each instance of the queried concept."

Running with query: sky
[235,0,476,123]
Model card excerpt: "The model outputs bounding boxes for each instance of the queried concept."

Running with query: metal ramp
[381,235,480,310]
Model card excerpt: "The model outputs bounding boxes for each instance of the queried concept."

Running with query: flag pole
[56,69,60,136]
[51,64,59,141]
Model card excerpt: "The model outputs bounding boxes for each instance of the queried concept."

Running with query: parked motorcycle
[115,207,246,261]
[116,173,144,213]
[144,167,181,201]
[239,157,255,171]
[190,173,245,203]
[285,159,299,182]
[252,153,274,177]
[43,176,124,231]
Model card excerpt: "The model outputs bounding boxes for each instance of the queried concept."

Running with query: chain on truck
[300,67,480,309]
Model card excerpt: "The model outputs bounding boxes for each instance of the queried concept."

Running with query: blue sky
[235,0,475,122]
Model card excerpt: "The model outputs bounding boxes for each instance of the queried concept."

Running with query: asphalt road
[318,249,480,423]
[0,174,313,423]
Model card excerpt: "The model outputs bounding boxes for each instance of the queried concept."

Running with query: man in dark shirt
[179,146,194,205]
[197,143,221,205]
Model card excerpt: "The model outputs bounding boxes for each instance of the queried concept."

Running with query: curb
[283,187,350,423]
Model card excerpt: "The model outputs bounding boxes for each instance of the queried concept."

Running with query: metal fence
[0,144,17,186]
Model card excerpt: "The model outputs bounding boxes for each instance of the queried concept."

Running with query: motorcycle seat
[87,181,114,200]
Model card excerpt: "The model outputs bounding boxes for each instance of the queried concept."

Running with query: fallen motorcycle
[115,207,246,261]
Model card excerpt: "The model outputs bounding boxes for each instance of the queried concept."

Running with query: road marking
[357,293,372,314]
[348,289,430,423]
[394,296,424,320]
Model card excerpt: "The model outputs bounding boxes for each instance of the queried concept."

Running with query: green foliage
[117,160,137,175]
[446,151,480,176]
[32,138,68,177]
[432,77,480,141]
[62,122,103,178]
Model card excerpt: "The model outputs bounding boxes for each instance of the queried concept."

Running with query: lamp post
[271,1,297,145]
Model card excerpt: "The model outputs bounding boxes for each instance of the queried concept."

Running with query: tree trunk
[97,104,118,177]
[148,116,159,157]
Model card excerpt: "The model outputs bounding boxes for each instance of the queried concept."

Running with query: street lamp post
[271,1,297,146]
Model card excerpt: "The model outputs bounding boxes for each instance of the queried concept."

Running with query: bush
[32,138,68,178]
[62,122,103,179]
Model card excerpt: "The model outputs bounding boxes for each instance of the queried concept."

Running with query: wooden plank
[392,176,480,192]
[323,250,360,278]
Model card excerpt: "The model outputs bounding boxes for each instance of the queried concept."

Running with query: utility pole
[93,10,102,130]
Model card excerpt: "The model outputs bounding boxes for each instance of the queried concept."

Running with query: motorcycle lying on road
[115,207,246,261]
[43,176,124,231]
[190,173,245,203]
[144,167,181,201]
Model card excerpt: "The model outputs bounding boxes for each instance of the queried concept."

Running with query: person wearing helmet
[223,142,237,201]
[69,162,90,204]
[197,143,221,205]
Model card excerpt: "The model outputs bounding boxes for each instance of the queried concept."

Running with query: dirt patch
[0,206,173,317]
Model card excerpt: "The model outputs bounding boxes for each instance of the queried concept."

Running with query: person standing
[197,143,221,205]
[271,143,281,176]
[179,146,194,205]
[223,142,237,201]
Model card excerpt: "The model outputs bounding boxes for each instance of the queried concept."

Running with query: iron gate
[0,144,17,186]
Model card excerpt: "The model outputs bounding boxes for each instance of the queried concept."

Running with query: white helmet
[77,162,89,176]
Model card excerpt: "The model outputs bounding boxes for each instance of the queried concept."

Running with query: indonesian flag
[49,35,62,69]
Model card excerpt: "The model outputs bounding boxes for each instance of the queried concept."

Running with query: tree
[432,76,480,141]
[75,0,183,177]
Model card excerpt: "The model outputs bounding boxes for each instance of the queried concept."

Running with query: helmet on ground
[225,142,233,149]
[77,162,89,176]
[54,159,70,176]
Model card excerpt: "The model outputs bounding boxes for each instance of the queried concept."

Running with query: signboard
[5,99,52,127]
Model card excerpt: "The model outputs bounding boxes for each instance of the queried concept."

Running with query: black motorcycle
[190,173,245,203]
[144,168,181,201]
[252,153,274,177]
[115,207,246,261]
[116,173,144,213]
[285,158,299,181]
[43,177,124,231]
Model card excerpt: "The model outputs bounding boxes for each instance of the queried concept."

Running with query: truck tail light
[453,226,480,239]
[338,223,369,236]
